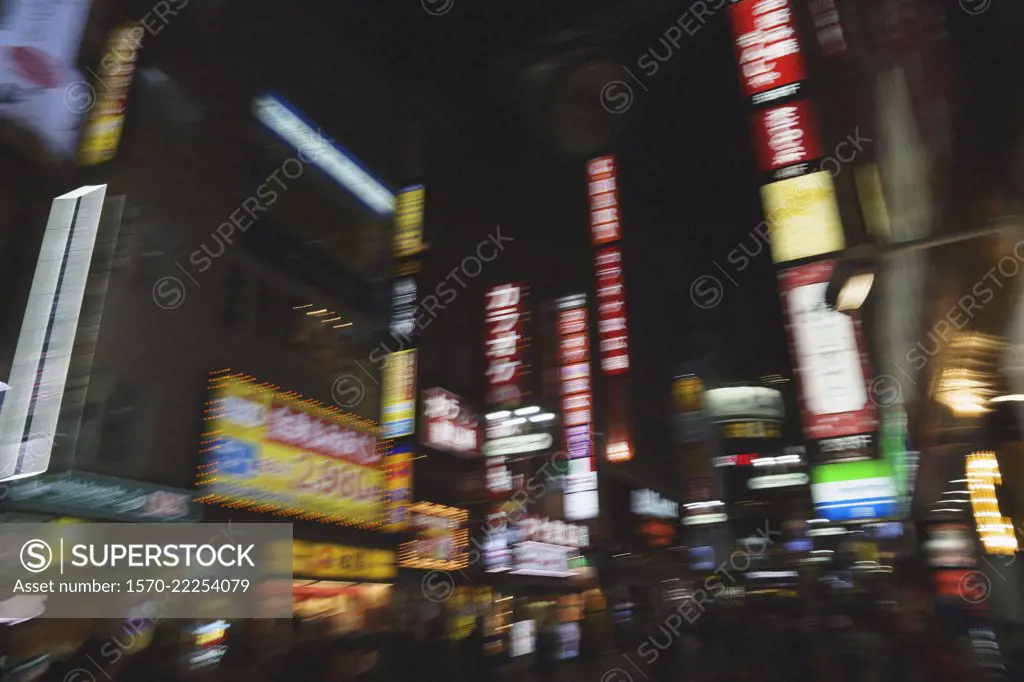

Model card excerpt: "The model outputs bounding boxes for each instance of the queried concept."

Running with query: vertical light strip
[0,185,106,481]
[966,451,1017,555]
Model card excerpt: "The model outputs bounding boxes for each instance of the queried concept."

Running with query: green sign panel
[3,470,201,523]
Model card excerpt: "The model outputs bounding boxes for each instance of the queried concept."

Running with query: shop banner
[761,172,845,264]
[293,540,396,581]
[779,261,878,461]
[3,470,200,523]
[381,350,417,439]
[198,373,382,526]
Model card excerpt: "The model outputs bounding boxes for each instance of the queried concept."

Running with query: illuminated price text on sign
[484,283,524,406]
[595,247,630,375]
[730,0,806,97]
[751,100,822,172]
[197,374,383,527]
[588,156,621,245]
[558,304,592,463]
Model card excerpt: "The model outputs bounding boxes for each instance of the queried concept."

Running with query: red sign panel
[729,0,806,97]
[778,261,878,442]
[265,403,378,465]
[484,283,525,406]
[638,519,677,548]
[751,100,822,172]
[422,388,480,457]
[587,156,622,245]
[595,247,630,375]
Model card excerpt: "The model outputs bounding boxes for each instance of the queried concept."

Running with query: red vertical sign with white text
[484,283,526,407]
[729,0,806,100]
[588,156,630,376]
[588,155,632,463]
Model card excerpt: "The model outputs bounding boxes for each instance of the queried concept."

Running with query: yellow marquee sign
[197,372,383,527]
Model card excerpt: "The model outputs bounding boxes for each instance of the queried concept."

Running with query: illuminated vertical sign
[587,157,630,376]
[729,0,845,265]
[750,100,822,172]
[729,0,807,102]
[384,446,414,532]
[385,446,411,532]
[966,452,1017,555]
[588,156,622,244]
[394,185,425,258]
[595,247,630,375]
[557,296,599,520]
[586,156,632,464]
[484,283,526,407]
[779,261,877,461]
[558,302,592,463]
[77,24,144,167]
[381,350,417,438]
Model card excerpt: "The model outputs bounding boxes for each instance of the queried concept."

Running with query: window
[97,383,145,466]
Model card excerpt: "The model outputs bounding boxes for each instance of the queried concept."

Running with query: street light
[824,218,1020,313]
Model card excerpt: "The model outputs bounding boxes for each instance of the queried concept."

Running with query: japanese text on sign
[485,283,525,405]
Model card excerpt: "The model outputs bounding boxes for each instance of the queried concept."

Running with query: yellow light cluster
[966,451,1017,555]
[408,501,469,521]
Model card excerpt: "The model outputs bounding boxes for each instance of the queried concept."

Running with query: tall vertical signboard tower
[380,185,426,532]
[726,0,891,523]
[587,156,633,464]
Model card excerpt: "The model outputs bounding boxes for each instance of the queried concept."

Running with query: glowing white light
[252,95,394,215]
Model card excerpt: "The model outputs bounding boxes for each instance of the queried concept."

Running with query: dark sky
[375,1,794,477]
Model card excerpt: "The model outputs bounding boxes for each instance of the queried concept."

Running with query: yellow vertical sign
[77,24,144,167]
[394,186,425,258]
[381,349,417,438]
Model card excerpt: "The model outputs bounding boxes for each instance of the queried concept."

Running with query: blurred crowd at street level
[6,594,1024,682]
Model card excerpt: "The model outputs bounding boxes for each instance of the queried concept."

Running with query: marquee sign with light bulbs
[197,370,384,528]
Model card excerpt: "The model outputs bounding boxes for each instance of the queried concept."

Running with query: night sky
[373,1,794,478]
